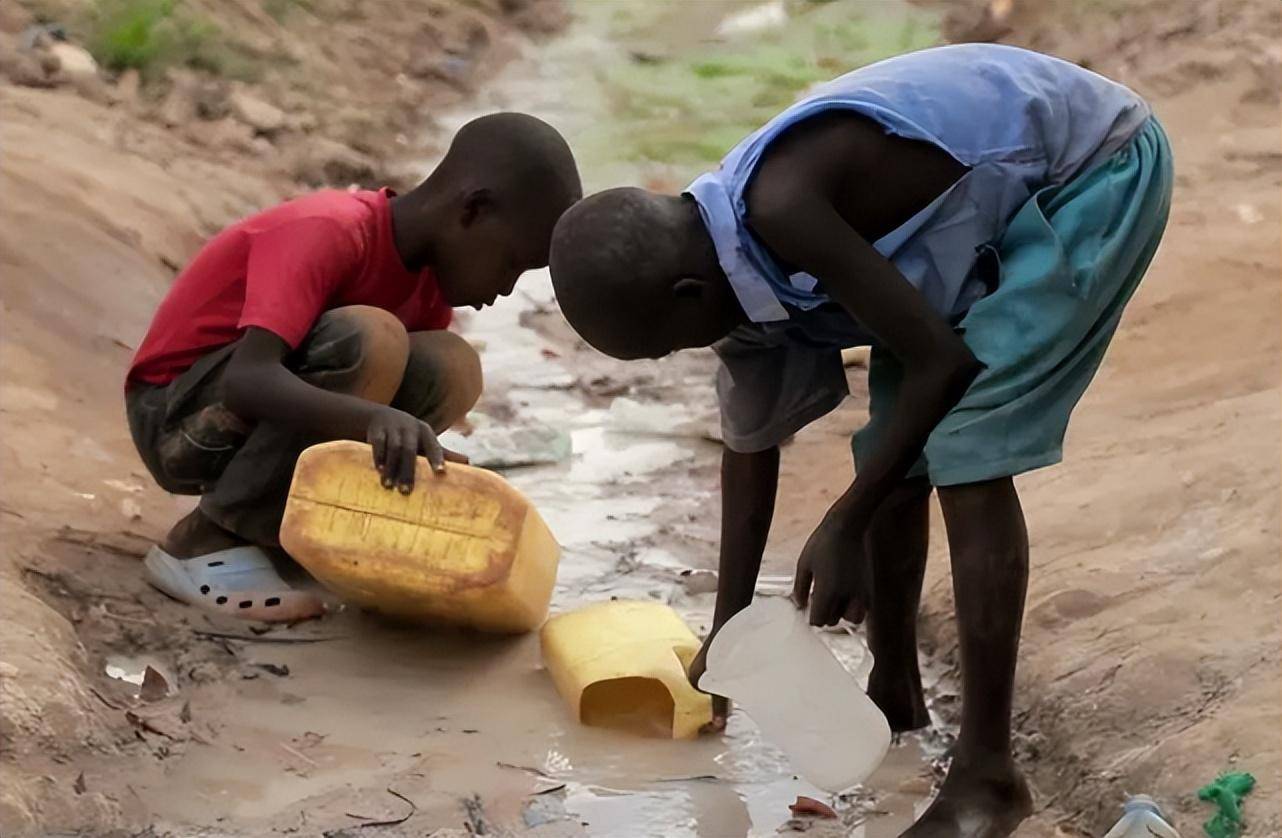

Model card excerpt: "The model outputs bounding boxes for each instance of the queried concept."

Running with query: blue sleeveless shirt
[686,43,1151,329]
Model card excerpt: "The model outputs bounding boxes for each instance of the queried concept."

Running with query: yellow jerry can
[540,600,713,739]
[280,440,560,633]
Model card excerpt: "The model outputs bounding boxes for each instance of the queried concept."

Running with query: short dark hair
[440,112,581,224]
[550,188,677,357]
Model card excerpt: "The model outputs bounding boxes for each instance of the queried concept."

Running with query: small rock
[680,569,719,596]
[229,88,286,135]
[120,498,143,521]
[156,89,194,128]
[1235,204,1263,225]
[139,666,169,702]
[18,23,61,50]
[408,53,473,88]
[48,41,98,81]
[199,118,257,153]
[292,137,377,187]
[73,771,87,795]
[0,45,54,87]
[115,68,140,104]
[186,662,222,683]
[284,110,318,133]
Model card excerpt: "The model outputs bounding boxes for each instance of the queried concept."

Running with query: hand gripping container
[280,440,560,633]
[540,600,713,739]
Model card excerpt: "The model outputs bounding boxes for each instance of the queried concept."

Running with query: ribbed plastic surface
[280,440,560,633]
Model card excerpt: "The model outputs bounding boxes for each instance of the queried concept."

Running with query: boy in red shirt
[126,113,580,621]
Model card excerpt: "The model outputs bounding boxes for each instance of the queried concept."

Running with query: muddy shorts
[126,306,482,545]
[854,117,1174,486]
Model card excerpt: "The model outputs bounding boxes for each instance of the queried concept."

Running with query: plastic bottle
[1102,796,1181,838]
[697,596,891,791]
[280,440,560,633]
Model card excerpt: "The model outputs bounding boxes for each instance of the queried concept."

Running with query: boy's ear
[673,277,707,299]
[460,188,496,227]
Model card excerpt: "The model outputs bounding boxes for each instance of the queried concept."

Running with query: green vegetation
[85,0,261,80]
[578,0,940,173]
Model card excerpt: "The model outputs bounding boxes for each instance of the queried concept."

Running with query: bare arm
[712,445,780,627]
[687,445,779,724]
[223,327,461,491]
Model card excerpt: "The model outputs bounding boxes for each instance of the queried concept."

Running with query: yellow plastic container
[280,440,560,633]
[540,600,713,739]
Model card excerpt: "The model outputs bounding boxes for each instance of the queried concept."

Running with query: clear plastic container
[1102,796,1181,838]
[697,596,891,791]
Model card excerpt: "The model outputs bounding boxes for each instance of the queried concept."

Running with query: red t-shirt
[127,188,452,387]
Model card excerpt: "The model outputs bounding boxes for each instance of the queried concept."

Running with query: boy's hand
[792,511,871,627]
[366,406,468,493]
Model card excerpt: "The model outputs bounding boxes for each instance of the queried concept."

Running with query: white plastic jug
[697,596,892,792]
[1101,796,1181,838]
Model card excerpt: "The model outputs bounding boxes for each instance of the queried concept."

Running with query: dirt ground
[1,0,1279,836]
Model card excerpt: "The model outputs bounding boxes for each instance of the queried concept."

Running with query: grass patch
[585,0,940,172]
[85,0,261,80]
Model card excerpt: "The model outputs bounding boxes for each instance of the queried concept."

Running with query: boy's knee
[398,331,483,430]
[306,306,410,402]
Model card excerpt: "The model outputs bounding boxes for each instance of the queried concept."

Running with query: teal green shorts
[853,117,1174,486]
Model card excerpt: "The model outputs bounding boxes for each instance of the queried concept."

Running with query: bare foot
[901,760,1032,838]
[867,664,930,732]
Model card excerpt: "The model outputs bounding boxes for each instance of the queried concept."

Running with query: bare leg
[865,475,932,732]
[903,476,1032,838]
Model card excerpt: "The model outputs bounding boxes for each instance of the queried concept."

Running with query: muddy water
[128,3,947,835]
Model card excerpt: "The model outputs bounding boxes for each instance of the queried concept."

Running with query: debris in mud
[441,418,572,469]
[138,666,169,702]
[105,655,177,701]
[191,628,345,644]
[125,703,205,746]
[522,789,571,828]
[789,796,838,819]
[462,793,491,835]
[326,788,418,835]
[581,374,631,398]
[73,771,87,795]
[497,761,552,777]
[1198,771,1256,838]
[250,662,291,677]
